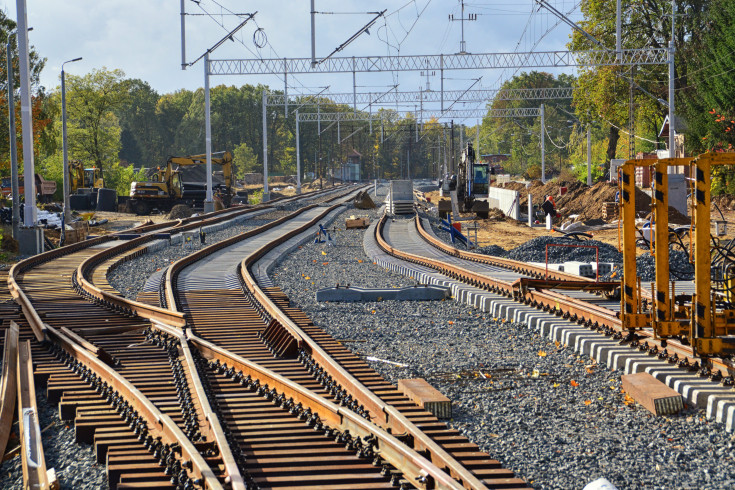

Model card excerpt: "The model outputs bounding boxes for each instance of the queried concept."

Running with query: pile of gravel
[505,236,623,264]
[0,391,107,489]
[270,205,734,489]
[474,244,508,257]
[636,248,695,282]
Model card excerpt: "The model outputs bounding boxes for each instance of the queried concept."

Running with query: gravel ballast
[270,205,735,489]
[0,390,107,490]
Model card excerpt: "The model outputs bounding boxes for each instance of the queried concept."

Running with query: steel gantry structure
[266,87,573,114]
[292,107,549,192]
[201,47,670,200]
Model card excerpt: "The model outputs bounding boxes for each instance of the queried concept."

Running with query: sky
[5,0,582,114]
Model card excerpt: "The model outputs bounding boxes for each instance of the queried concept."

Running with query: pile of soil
[487,208,507,221]
[713,195,735,212]
[168,204,193,219]
[499,178,691,223]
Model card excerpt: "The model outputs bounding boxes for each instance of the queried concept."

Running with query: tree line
[2,1,735,197]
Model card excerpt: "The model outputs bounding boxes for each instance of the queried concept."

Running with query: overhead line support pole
[541,104,546,183]
[181,0,187,69]
[296,109,301,194]
[16,0,36,228]
[668,0,676,158]
[310,0,316,66]
[262,89,269,202]
[204,53,214,212]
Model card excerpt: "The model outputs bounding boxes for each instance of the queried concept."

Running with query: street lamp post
[61,57,82,229]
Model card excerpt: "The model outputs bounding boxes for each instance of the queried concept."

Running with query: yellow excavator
[128,151,233,215]
[68,161,113,210]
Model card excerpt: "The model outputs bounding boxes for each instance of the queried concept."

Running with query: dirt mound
[514,179,658,222]
[168,204,193,219]
[487,208,507,221]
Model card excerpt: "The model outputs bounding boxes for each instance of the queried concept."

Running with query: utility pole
[449,0,477,54]
[450,120,455,173]
[668,0,676,158]
[587,124,592,186]
[540,104,546,183]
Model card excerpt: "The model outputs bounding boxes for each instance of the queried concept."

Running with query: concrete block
[622,372,684,415]
[563,261,595,278]
[397,378,451,419]
[315,285,450,302]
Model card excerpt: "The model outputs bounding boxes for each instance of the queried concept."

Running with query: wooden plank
[0,322,19,458]
[622,372,683,415]
[397,378,451,419]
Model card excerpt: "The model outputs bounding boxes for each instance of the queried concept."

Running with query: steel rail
[43,323,223,489]
[383,214,735,376]
[17,339,56,490]
[189,332,466,490]
[153,322,245,490]
[236,226,490,488]
[0,322,18,459]
[163,203,320,314]
[159,186,489,488]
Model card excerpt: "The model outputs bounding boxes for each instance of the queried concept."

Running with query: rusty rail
[44,323,223,489]
[17,339,57,490]
[235,224,490,489]
[386,214,735,375]
[0,322,18,459]
[189,333,467,489]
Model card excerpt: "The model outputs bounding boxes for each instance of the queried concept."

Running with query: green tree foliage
[571,0,707,163]
[232,142,258,177]
[64,68,129,172]
[679,0,735,193]
[479,72,575,179]
[0,9,48,176]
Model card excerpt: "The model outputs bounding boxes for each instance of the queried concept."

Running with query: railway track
[9,181,529,489]
[0,186,372,489]
[370,212,735,430]
[150,196,527,488]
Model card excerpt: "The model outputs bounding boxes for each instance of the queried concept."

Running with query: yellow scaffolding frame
[620,152,735,357]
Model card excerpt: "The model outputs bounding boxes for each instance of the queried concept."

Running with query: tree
[65,68,129,173]
[570,0,708,163]
[114,79,160,165]
[480,72,574,179]
[0,9,48,176]
[233,142,258,177]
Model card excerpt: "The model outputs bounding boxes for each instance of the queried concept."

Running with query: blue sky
[5,0,581,109]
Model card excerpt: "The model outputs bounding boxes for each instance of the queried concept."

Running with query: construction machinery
[128,151,233,215]
[455,142,490,218]
[68,161,116,211]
